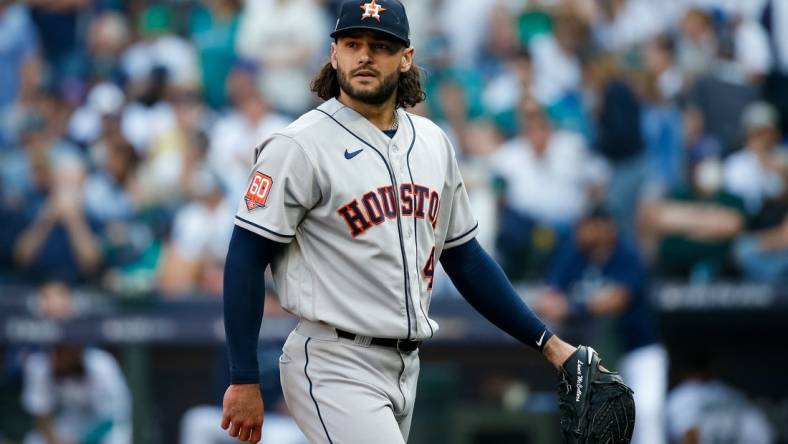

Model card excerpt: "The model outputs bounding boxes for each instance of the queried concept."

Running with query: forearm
[63,215,102,273]
[655,203,743,239]
[440,239,553,351]
[13,219,54,266]
[223,226,277,384]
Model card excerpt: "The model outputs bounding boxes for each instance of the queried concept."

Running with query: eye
[374,43,391,51]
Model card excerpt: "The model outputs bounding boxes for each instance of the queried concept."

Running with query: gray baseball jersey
[234,98,478,341]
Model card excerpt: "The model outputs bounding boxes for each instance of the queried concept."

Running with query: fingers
[250,426,262,443]
[223,420,262,442]
[221,414,231,430]
[229,421,241,438]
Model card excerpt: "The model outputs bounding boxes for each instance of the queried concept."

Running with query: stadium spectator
[208,88,288,200]
[84,133,140,224]
[535,206,665,444]
[67,81,126,148]
[432,0,498,68]
[13,151,103,285]
[118,65,177,155]
[529,11,585,108]
[476,4,520,82]
[121,4,199,92]
[727,102,788,283]
[37,280,74,320]
[684,31,760,155]
[639,151,746,281]
[734,212,788,283]
[723,101,788,216]
[760,0,788,134]
[666,354,774,444]
[482,47,534,138]
[731,13,773,82]
[676,8,717,81]
[189,0,242,110]
[21,345,131,444]
[25,0,89,103]
[136,91,211,207]
[584,51,644,242]
[85,11,130,85]
[157,170,232,297]
[591,0,678,51]
[0,0,41,147]
[680,103,723,186]
[490,104,607,279]
[643,34,684,102]
[235,0,326,115]
[639,37,684,194]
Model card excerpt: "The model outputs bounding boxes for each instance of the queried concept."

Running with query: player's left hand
[221,383,264,443]
[557,345,635,443]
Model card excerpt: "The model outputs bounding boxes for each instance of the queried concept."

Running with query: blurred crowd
[1,0,787,442]
[1,0,787,295]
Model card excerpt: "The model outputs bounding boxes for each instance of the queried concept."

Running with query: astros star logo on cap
[360,0,386,22]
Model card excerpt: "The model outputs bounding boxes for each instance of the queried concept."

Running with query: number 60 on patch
[244,172,273,210]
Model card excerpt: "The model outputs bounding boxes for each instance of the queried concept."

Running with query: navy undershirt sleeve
[440,238,553,351]
[223,225,281,384]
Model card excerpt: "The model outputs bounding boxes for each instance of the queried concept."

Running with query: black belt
[336,329,421,353]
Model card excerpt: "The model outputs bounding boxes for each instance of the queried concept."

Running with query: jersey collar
[318,98,410,149]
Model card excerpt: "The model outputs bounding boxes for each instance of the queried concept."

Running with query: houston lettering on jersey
[337,183,440,237]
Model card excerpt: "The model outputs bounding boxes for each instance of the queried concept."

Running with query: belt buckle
[396,339,419,353]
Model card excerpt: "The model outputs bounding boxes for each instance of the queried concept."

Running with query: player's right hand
[221,383,264,443]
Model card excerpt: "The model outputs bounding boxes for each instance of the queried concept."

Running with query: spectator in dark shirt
[685,36,759,156]
[13,154,103,284]
[584,52,646,244]
[535,207,665,444]
[25,0,89,98]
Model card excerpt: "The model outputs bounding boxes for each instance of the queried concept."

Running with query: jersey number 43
[423,247,435,291]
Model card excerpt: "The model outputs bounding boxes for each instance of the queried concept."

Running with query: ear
[330,42,338,70]
[400,47,414,73]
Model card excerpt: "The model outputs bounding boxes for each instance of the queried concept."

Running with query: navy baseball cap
[331,0,410,47]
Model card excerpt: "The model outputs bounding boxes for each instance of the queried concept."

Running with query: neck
[337,92,398,130]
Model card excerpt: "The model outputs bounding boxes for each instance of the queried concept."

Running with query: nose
[357,48,371,64]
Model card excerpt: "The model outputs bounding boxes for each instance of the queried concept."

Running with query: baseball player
[220,1,634,443]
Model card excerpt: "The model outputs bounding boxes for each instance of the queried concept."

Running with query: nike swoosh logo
[535,330,546,347]
[344,148,363,159]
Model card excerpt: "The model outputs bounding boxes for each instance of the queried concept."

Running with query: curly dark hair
[310,61,426,109]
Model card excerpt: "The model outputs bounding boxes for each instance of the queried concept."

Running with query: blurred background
[0,0,787,443]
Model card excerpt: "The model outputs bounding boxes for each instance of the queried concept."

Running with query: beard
[336,66,400,105]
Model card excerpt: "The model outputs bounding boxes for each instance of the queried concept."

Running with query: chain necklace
[389,108,399,131]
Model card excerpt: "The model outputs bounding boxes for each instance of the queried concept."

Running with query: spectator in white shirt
[490,104,607,279]
[492,104,607,227]
[529,12,584,106]
[235,0,326,115]
[723,101,788,215]
[208,88,288,200]
[22,345,131,444]
[157,170,234,297]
